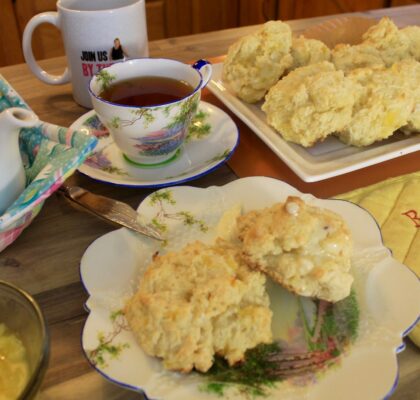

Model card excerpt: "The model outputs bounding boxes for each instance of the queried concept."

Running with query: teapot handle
[192,59,212,89]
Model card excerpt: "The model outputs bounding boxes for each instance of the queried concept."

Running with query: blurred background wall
[0,0,418,67]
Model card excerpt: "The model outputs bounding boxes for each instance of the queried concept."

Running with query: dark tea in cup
[99,76,194,107]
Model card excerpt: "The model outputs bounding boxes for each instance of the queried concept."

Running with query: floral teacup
[89,58,212,166]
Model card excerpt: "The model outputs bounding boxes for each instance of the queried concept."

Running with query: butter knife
[58,185,163,241]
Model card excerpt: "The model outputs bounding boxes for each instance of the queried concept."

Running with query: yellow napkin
[336,172,420,347]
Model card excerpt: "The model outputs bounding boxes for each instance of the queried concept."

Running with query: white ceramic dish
[70,101,238,188]
[80,176,420,400]
[207,63,420,182]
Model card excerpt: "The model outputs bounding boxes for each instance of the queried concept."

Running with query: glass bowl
[0,280,49,399]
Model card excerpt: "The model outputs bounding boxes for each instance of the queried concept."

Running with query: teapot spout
[0,107,38,153]
[0,107,38,132]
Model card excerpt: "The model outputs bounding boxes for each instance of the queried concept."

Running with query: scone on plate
[125,240,272,373]
[332,42,384,72]
[332,17,417,72]
[237,196,353,303]
[262,61,358,147]
[337,59,418,146]
[222,20,293,103]
[288,35,331,71]
[393,59,420,133]
[401,25,420,61]
[362,17,411,66]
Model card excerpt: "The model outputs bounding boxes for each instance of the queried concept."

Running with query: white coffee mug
[22,0,149,108]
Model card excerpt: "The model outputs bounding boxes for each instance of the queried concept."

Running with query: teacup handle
[22,12,71,85]
[192,59,212,89]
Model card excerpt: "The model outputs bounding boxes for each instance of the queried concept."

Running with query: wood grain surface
[0,6,419,399]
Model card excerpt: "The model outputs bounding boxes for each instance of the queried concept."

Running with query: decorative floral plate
[80,177,420,400]
[70,101,238,188]
[208,63,420,183]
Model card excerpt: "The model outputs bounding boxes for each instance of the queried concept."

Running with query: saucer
[70,101,239,187]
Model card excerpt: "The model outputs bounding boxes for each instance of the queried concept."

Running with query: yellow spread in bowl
[0,323,29,400]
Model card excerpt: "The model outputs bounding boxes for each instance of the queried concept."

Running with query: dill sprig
[201,343,283,397]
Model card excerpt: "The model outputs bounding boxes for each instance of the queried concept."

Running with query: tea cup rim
[88,57,204,110]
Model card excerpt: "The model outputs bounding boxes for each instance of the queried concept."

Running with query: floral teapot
[0,107,38,215]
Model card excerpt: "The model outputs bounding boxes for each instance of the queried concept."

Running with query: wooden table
[0,5,419,399]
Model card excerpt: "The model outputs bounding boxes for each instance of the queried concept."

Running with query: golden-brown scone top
[222,21,293,103]
[332,43,384,72]
[362,17,411,66]
[395,59,420,133]
[336,60,417,147]
[288,35,331,71]
[125,240,272,373]
[332,17,418,72]
[262,61,358,147]
[237,197,353,303]
[401,25,420,61]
